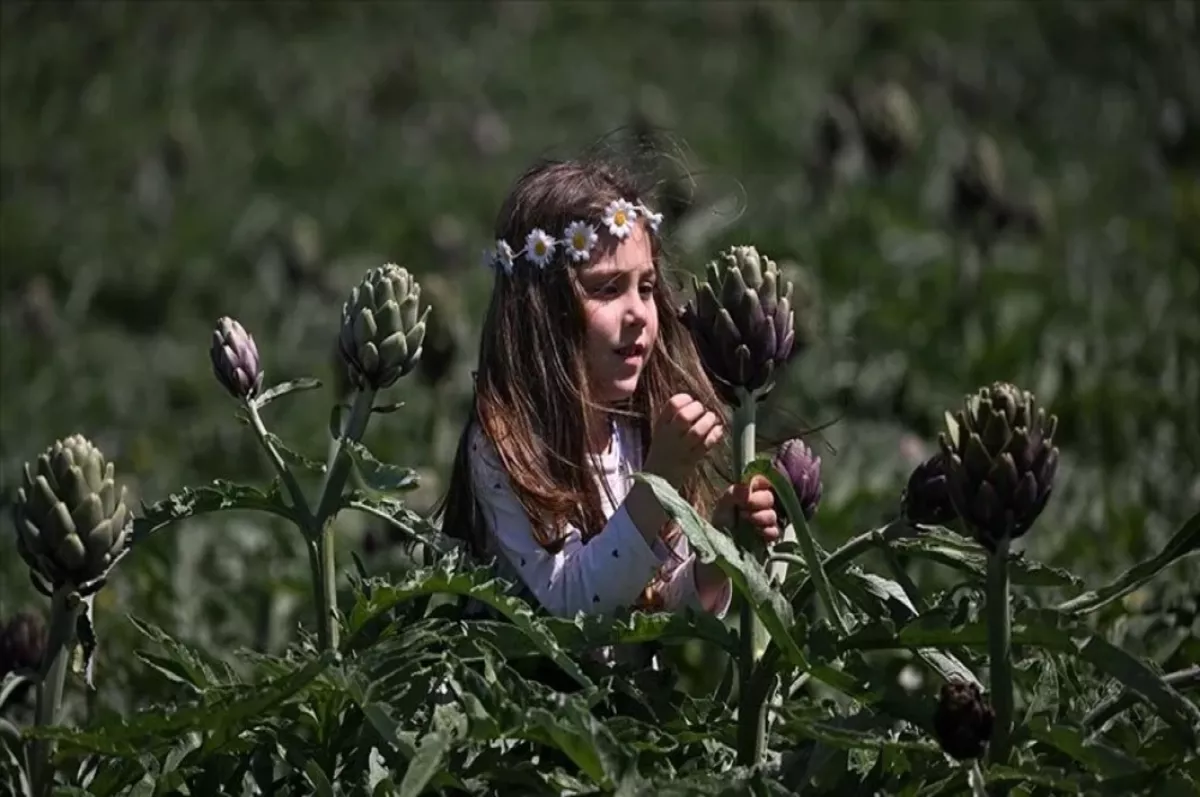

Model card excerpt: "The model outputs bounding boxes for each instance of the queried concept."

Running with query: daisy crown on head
[481,197,664,275]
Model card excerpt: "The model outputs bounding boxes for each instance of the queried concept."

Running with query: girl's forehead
[579,228,655,277]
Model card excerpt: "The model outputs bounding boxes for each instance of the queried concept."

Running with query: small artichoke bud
[679,245,800,405]
[210,317,264,401]
[11,435,131,590]
[856,81,921,176]
[901,453,957,527]
[0,610,46,676]
[338,263,431,391]
[933,678,994,761]
[938,382,1060,552]
[772,438,823,523]
[951,134,1005,230]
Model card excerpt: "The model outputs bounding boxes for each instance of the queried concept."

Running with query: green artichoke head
[11,435,130,592]
[338,263,431,391]
[680,245,799,405]
[938,382,1060,552]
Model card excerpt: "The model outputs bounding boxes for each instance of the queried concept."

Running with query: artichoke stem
[313,387,377,651]
[32,588,83,797]
[731,392,767,766]
[247,399,312,522]
[986,537,1014,770]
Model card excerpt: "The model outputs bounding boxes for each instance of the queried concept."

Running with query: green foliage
[3,1,1199,794]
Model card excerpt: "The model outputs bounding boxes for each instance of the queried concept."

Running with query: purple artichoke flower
[210,317,264,401]
[933,678,994,761]
[901,453,957,527]
[772,438,823,523]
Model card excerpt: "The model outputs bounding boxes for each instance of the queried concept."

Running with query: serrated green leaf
[891,529,1083,588]
[633,472,810,671]
[1026,716,1145,777]
[132,480,300,544]
[345,558,594,691]
[397,728,454,797]
[263,430,327,473]
[253,377,322,409]
[1057,511,1200,616]
[127,616,232,691]
[842,606,1200,746]
[341,493,452,554]
[345,441,420,493]
[744,458,849,633]
[26,651,337,756]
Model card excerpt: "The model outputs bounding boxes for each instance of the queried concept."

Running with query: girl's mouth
[615,342,646,360]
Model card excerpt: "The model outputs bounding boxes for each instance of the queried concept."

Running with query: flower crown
[481,197,664,275]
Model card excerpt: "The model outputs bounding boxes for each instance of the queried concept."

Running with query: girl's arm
[469,427,729,618]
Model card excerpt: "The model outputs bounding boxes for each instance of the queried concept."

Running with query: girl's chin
[596,376,640,403]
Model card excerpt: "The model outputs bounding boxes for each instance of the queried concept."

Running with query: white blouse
[466,420,732,620]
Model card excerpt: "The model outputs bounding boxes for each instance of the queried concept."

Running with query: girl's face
[575,223,659,405]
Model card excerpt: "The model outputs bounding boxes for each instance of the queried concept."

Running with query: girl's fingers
[691,412,721,449]
[750,509,777,530]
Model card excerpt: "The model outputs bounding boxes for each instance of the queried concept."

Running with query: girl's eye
[639,282,655,297]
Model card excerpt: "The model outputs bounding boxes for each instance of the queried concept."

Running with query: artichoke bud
[933,679,994,761]
[680,245,801,405]
[772,439,823,524]
[338,263,430,390]
[209,317,264,401]
[0,610,47,677]
[940,382,1059,551]
[857,81,921,175]
[11,435,131,589]
[901,454,957,527]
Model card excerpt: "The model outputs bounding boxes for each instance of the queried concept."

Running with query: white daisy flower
[602,199,638,240]
[524,228,556,268]
[644,208,664,233]
[563,220,598,262]
[494,240,515,274]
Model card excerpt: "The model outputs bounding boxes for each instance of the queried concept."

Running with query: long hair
[434,154,728,608]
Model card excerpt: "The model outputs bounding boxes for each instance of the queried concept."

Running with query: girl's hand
[713,474,780,544]
[644,393,724,487]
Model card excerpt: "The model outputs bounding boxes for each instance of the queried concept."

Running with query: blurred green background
[2,1,1198,715]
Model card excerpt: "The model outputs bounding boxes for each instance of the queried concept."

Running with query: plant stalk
[32,588,84,797]
[986,537,1014,768]
[730,393,767,766]
[743,519,918,730]
[246,399,312,521]
[313,387,377,651]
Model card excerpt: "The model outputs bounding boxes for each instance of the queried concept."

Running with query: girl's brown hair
[434,154,729,609]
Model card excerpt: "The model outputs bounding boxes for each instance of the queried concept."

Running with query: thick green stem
[313,388,377,651]
[247,399,312,521]
[986,538,1014,768]
[744,519,917,726]
[32,588,84,797]
[730,395,767,767]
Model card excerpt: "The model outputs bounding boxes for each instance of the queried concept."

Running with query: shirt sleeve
[469,426,671,618]
[653,532,734,619]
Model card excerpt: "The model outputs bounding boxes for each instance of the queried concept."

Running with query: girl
[437,154,778,628]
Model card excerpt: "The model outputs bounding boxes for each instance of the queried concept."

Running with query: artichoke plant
[856,80,921,176]
[12,435,130,593]
[679,245,799,406]
[338,263,430,391]
[0,609,46,677]
[900,453,957,527]
[933,678,994,761]
[938,382,1060,552]
[772,438,823,524]
[210,317,263,401]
